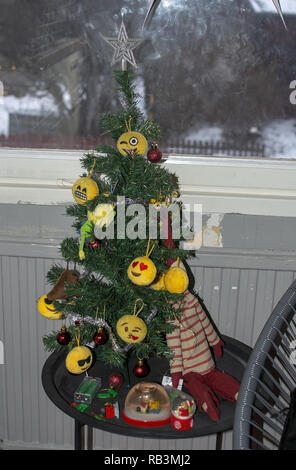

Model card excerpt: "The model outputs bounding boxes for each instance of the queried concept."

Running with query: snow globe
[170,390,196,431]
[122,382,171,427]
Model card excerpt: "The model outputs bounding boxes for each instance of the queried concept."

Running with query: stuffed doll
[166,290,240,422]
[162,207,239,421]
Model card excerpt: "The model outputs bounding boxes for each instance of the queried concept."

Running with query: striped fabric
[166,290,220,376]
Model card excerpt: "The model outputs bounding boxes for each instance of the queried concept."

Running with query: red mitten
[171,372,182,389]
[183,371,220,422]
[213,340,224,359]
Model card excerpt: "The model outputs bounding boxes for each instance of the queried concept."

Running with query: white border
[1,148,296,216]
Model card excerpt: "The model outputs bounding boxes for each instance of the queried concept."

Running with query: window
[0,0,295,159]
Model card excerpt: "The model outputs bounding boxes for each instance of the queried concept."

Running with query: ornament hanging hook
[134,298,144,317]
[146,239,156,258]
[125,116,132,132]
[74,329,80,347]
[88,158,96,177]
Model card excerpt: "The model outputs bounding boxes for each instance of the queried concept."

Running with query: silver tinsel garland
[67,307,157,353]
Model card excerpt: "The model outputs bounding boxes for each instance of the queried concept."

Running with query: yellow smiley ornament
[164,258,189,294]
[72,160,99,205]
[65,333,93,375]
[150,273,166,291]
[127,240,157,287]
[117,119,148,157]
[38,295,63,320]
[116,300,147,344]
[72,176,99,204]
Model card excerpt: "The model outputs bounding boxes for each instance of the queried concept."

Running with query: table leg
[87,426,93,450]
[216,432,223,450]
[74,420,85,450]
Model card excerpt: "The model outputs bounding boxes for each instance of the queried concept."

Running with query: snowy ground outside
[0,91,296,159]
[184,120,296,159]
[184,126,224,143]
[0,93,58,136]
[262,119,296,159]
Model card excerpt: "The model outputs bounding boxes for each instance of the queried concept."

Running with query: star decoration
[101,21,143,69]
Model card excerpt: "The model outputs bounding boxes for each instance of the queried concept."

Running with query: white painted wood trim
[1,148,296,216]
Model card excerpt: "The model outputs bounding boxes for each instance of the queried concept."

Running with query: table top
[42,335,251,440]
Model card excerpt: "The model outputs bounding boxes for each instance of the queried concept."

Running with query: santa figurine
[162,210,240,422]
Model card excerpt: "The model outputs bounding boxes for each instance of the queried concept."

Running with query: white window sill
[0,148,296,217]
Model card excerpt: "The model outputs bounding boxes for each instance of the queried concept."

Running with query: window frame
[0,147,296,217]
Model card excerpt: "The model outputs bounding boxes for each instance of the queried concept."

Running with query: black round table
[42,335,251,450]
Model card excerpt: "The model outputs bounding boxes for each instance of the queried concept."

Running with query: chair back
[233,280,296,450]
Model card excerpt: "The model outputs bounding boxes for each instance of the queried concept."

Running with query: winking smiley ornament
[117,118,148,157]
[116,299,147,344]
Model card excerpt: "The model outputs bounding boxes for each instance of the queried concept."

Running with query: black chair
[233,279,296,450]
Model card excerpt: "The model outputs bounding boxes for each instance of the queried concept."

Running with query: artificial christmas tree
[40,69,240,422]
[41,70,190,374]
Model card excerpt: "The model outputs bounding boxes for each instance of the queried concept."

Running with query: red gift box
[104,402,115,419]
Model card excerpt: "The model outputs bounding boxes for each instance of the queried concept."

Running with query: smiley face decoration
[38,268,80,319]
[38,295,63,320]
[116,299,147,344]
[72,176,99,204]
[150,273,166,291]
[66,346,93,374]
[72,159,99,205]
[65,332,93,375]
[127,240,157,287]
[117,119,148,157]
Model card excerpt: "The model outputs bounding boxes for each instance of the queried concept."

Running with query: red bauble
[56,326,71,346]
[147,143,162,163]
[93,327,108,346]
[109,372,124,389]
[90,238,101,250]
[133,359,150,378]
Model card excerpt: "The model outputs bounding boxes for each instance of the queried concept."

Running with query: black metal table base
[75,420,84,450]
[216,431,223,450]
[75,421,94,450]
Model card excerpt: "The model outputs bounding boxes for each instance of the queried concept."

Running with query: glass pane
[0,0,295,159]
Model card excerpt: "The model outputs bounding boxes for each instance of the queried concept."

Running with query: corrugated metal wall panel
[189,264,296,348]
[0,256,8,446]
[1,252,296,450]
[0,255,75,449]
